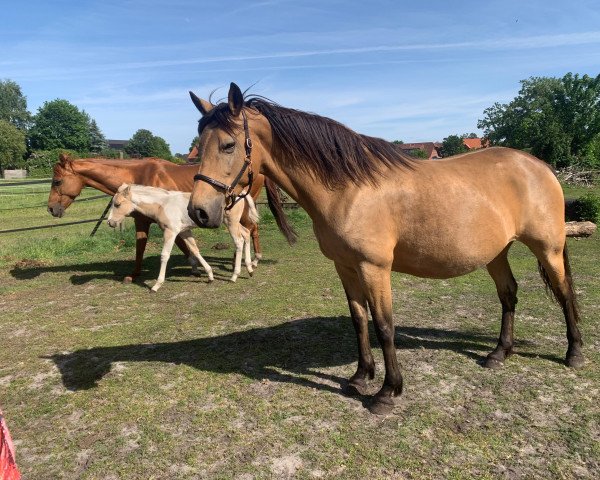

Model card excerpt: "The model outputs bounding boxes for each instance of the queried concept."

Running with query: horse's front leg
[358,262,402,415]
[151,229,177,292]
[127,215,151,283]
[335,263,375,396]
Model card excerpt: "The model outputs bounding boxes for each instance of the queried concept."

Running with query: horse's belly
[392,232,511,279]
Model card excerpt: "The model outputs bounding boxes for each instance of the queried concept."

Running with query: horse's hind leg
[240,225,254,277]
[180,231,213,283]
[174,234,195,274]
[227,224,244,282]
[250,223,262,267]
[531,242,584,368]
[484,246,518,369]
[335,263,375,397]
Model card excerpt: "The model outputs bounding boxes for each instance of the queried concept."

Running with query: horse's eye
[52,179,62,187]
[222,142,235,153]
[114,203,121,208]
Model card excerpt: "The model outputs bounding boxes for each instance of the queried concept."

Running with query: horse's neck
[71,160,141,194]
[128,189,164,220]
[262,157,337,220]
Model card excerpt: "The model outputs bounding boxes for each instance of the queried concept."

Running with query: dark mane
[199,96,415,188]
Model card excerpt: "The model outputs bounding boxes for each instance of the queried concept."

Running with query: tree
[478,73,600,168]
[189,136,199,152]
[29,99,91,152]
[0,79,31,131]
[440,135,467,157]
[0,119,27,170]
[407,148,428,159]
[125,129,172,159]
[89,119,108,153]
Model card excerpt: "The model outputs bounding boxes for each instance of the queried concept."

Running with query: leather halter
[193,110,254,211]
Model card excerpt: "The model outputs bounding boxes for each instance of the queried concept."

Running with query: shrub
[575,193,600,223]
[26,148,79,177]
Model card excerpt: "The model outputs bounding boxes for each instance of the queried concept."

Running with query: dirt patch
[270,454,303,478]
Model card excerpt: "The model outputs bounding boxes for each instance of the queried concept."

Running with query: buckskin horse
[47,154,270,282]
[187,83,584,414]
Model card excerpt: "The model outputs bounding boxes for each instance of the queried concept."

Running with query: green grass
[0,183,599,479]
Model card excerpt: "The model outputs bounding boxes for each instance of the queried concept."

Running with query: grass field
[0,181,599,479]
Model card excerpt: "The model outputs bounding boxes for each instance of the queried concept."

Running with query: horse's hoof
[369,397,395,415]
[248,270,254,277]
[566,355,585,369]
[123,276,134,284]
[230,277,238,283]
[344,379,369,396]
[483,357,505,369]
[207,277,214,283]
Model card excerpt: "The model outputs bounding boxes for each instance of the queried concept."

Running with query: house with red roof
[397,142,442,160]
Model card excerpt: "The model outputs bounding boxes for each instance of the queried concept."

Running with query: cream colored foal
[107,183,258,291]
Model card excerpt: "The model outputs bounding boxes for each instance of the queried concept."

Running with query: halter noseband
[193,110,254,211]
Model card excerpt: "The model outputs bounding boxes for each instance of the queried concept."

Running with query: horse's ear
[59,153,69,165]
[228,82,244,117]
[189,91,213,116]
[117,183,130,194]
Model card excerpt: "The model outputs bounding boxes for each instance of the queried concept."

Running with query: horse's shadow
[47,317,562,400]
[10,255,277,287]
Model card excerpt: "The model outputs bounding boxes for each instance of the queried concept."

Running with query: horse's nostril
[196,208,209,223]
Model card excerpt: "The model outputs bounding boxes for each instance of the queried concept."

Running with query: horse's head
[188,83,269,228]
[47,154,85,217]
[107,184,135,228]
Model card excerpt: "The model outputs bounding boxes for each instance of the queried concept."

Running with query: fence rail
[0,179,299,235]
[0,219,102,235]
[0,178,52,187]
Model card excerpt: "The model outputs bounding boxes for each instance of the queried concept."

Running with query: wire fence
[0,179,110,235]
[0,179,299,235]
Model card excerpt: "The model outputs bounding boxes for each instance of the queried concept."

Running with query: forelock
[198,103,239,137]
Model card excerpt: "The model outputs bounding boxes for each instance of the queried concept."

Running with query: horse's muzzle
[48,204,64,218]
[188,197,223,228]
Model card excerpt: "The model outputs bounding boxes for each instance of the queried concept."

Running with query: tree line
[398,72,599,167]
[478,73,600,168]
[0,79,179,175]
[3,73,599,175]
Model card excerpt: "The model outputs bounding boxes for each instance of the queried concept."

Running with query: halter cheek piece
[193,110,254,211]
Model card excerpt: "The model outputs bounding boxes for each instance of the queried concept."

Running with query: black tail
[537,242,580,323]
[264,177,297,245]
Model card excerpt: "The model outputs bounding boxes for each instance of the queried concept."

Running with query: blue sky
[2,0,600,154]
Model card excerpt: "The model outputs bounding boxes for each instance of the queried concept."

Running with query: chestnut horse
[188,83,584,414]
[47,154,265,282]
